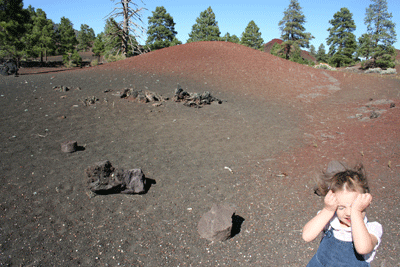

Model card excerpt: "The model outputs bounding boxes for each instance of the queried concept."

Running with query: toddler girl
[302,162,382,266]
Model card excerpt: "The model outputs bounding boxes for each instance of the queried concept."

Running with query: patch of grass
[104,54,126,63]
[90,59,99,66]
[314,63,336,71]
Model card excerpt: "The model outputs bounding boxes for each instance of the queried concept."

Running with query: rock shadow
[93,177,156,196]
[76,145,86,152]
[231,213,245,238]
[141,177,156,194]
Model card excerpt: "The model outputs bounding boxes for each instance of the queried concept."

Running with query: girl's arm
[351,193,378,255]
[302,190,337,242]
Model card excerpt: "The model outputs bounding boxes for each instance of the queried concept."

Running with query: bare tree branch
[104,0,149,57]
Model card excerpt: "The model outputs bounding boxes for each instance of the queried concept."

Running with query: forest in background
[0,0,397,69]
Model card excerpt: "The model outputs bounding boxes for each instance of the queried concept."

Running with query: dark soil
[1,41,399,266]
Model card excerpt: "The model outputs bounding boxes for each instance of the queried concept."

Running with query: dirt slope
[1,41,399,266]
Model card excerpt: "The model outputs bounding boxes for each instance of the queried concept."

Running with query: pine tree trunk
[122,0,129,57]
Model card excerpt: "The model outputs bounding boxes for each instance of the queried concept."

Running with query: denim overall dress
[307,228,369,267]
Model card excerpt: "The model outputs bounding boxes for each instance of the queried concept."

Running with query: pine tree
[316,43,329,63]
[146,6,180,50]
[77,24,95,51]
[56,17,78,54]
[326,8,357,67]
[221,33,240,43]
[309,45,316,57]
[187,7,220,43]
[0,0,31,60]
[356,33,373,60]
[278,0,313,60]
[92,33,105,58]
[240,20,264,50]
[23,6,56,62]
[364,0,397,68]
[103,17,123,56]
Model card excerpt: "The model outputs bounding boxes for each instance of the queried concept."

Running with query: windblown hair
[314,163,369,196]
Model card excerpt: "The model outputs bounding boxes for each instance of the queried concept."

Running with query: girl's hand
[324,190,338,212]
[352,193,372,213]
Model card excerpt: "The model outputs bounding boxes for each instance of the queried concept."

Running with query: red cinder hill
[99,41,330,100]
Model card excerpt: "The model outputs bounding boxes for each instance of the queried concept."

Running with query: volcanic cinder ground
[1,41,399,266]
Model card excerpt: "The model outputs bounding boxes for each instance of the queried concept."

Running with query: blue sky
[23,0,400,50]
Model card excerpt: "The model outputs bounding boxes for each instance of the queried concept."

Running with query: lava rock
[0,60,19,76]
[119,168,146,194]
[84,160,146,195]
[198,203,236,242]
[173,85,222,108]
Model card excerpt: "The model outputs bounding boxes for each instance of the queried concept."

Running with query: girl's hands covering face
[324,190,338,212]
[352,193,372,213]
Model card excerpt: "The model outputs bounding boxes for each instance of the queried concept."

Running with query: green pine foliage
[103,18,123,57]
[103,17,139,59]
[364,0,397,68]
[316,43,329,63]
[221,33,240,43]
[326,8,357,67]
[309,45,316,57]
[56,17,78,55]
[356,33,373,60]
[290,46,304,64]
[187,7,220,43]
[0,0,31,60]
[71,49,82,66]
[270,42,284,58]
[62,49,82,67]
[77,24,95,52]
[23,6,55,62]
[92,33,105,58]
[240,20,264,50]
[171,37,182,46]
[146,6,181,50]
[278,0,313,61]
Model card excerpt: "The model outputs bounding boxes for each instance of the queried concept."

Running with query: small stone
[61,140,78,153]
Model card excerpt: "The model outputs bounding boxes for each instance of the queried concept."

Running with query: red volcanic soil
[2,41,400,266]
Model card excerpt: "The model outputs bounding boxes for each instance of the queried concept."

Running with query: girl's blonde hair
[314,163,369,196]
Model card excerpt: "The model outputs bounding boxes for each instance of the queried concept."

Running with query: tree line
[0,0,95,66]
[0,0,397,69]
